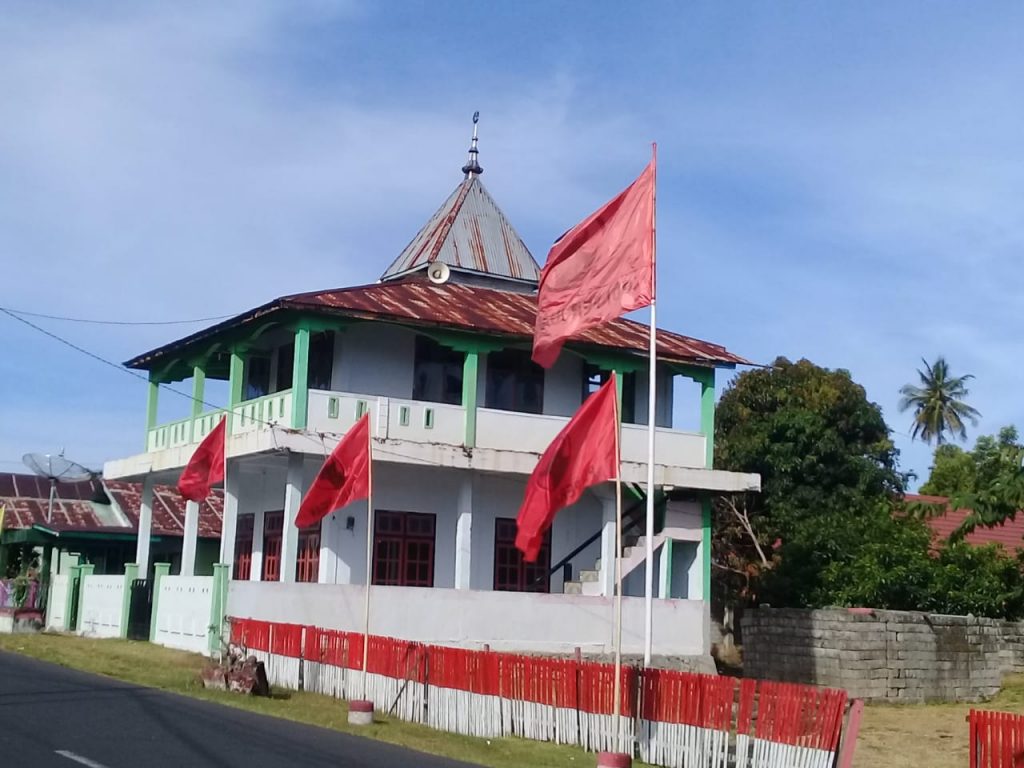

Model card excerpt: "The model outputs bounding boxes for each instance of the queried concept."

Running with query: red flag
[532,153,655,368]
[295,414,371,528]
[177,416,226,502]
[515,375,619,562]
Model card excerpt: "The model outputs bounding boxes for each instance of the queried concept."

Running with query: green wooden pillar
[145,373,160,449]
[120,563,138,639]
[227,349,245,432]
[149,562,170,643]
[462,350,479,447]
[699,370,716,469]
[208,563,229,656]
[701,494,712,603]
[189,364,206,442]
[291,326,310,429]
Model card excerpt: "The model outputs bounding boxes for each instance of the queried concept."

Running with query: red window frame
[295,521,321,583]
[261,511,284,582]
[494,517,551,592]
[372,511,435,588]
[233,514,254,581]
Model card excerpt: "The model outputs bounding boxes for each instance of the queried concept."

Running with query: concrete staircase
[563,531,658,596]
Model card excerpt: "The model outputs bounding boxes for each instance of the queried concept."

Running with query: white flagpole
[611,371,625,751]
[643,143,658,666]
[362,418,374,700]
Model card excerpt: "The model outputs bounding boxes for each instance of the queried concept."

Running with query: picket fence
[969,709,1024,768]
[230,617,852,768]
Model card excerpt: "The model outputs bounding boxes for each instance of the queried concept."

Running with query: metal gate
[67,574,81,631]
[126,578,153,641]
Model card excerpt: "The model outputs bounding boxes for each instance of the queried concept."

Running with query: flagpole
[643,142,658,666]
[611,371,624,751]
[362,418,374,700]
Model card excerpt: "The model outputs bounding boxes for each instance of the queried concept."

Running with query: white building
[104,137,759,660]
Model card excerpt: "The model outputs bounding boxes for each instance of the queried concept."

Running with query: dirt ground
[853,675,1024,768]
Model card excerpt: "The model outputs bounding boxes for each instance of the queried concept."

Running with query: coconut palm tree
[898,357,981,445]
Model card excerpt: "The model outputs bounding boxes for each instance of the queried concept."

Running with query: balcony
[144,388,707,472]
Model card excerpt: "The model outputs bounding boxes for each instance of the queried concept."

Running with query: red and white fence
[230,617,856,767]
[969,709,1024,768]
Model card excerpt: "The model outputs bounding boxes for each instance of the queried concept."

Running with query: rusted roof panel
[380,177,541,284]
[0,474,221,538]
[282,278,748,367]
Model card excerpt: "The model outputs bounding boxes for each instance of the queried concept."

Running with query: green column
[76,563,95,634]
[291,326,310,429]
[208,563,229,656]
[462,350,479,447]
[189,365,206,442]
[227,349,245,432]
[699,370,715,469]
[120,563,138,639]
[150,562,170,643]
[146,373,160,448]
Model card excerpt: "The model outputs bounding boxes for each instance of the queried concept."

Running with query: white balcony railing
[147,389,707,470]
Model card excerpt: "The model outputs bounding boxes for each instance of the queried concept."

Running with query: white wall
[46,574,70,631]
[79,575,123,639]
[334,323,416,399]
[228,581,707,656]
[238,457,607,594]
[154,575,214,654]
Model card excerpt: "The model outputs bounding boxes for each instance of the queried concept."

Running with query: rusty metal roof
[380,176,541,284]
[0,474,222,538]
[125,276,748,369]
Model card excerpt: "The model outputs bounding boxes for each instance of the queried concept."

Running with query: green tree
[714,357,904,607]
[898,356,981,445]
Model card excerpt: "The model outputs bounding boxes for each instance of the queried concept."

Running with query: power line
[0,305,234,326]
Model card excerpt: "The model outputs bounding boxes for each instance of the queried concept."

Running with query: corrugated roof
[380,176,541,284]
[126,277,747,369]
[0,473,221,538]
[906,493,1024,551]
[283,279,747,366]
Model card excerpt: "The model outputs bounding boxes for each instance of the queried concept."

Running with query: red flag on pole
[532,156,655,368]
[515,375,619,562]
[295,414,371,528]
[177,416,226,502]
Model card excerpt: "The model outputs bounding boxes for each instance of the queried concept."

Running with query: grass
[0,633,642,768]
[2,631,1014,768]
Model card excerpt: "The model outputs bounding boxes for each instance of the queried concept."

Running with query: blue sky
[2,2,1022,486]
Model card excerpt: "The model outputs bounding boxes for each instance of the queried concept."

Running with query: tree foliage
[898,356,981,445]
[713,358,1024,619]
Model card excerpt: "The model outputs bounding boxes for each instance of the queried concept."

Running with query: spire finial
[461,111,483,178]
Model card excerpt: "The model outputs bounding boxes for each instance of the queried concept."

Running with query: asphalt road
[0,650,479,768]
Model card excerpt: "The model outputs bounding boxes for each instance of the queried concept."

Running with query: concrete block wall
[742,607,1024,703]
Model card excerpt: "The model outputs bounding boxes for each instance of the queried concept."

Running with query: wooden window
[485,349,544,414]
[493,517,551,592]
[295,521,321,583]
[275,342,294,393]
[583,364,636,424]
[245,356,271,400]
[261,511,284,581]
[308,331,334,391]
[413,336,463,405]
[233,514,254,581]
[372,511,435,587]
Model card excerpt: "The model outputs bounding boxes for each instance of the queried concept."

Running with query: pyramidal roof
[380,117,541,286]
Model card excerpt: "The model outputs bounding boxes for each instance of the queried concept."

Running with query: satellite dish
[22,451,96,524]
[427,262,451,285]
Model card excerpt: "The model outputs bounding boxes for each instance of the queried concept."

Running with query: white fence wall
[46,574,70,631]
[154,576,213,654]
[79,575,124,638]
[228,581,707,656]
